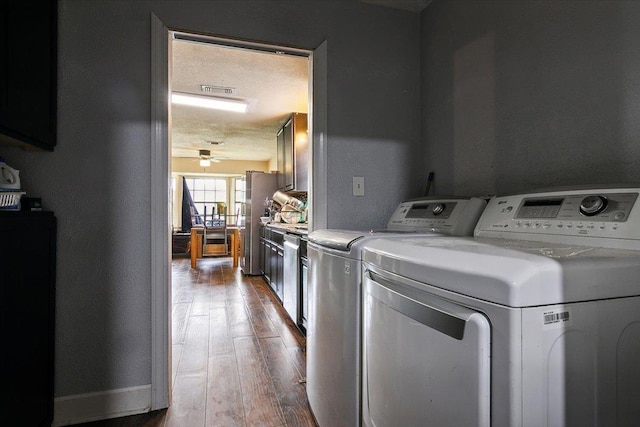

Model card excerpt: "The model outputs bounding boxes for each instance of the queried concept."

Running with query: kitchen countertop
[264,222,308,236]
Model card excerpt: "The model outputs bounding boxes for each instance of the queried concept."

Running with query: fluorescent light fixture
[171,92,248,113]
[199,159,211,167]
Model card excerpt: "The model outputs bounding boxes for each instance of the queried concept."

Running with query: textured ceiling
[171,38,309,161]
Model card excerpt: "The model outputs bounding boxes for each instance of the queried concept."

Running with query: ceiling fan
[197,149,227,166]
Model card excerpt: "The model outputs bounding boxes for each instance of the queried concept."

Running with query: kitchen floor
[77,256,316,427]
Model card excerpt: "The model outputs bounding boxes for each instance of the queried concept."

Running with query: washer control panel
[386,197,487,236]
[476,188,640,247]
[514,192,637,222]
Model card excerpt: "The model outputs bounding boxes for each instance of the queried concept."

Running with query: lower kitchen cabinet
[259,225,308,334]
[0,211,56,426]
[260,227,269,280]
[259,226,285,301]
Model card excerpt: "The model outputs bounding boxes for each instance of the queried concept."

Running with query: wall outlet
[353,176,365,196]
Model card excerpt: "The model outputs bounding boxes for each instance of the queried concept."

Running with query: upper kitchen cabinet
[0,0,57,151]
[277,113,308,191]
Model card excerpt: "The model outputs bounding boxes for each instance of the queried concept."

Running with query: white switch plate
[353,176,365,196]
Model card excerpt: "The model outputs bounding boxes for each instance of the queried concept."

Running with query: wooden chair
[201,206,229,257]
[202,223,229,256]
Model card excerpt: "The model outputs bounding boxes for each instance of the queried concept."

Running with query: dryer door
[362,270,491,427]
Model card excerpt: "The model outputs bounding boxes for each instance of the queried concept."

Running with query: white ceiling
[170,37,309,162]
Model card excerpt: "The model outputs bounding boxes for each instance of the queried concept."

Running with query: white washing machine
[361,187,640,427]
[306,197,487,427]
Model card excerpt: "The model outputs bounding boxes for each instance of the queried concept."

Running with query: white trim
[150,13,171,410]
[310,40,328,231]
[172,31,311,57]
[52,385,151,426]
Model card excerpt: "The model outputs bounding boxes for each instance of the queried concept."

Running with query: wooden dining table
[190,226,240,269]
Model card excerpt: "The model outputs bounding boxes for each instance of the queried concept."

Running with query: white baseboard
[53,384,151,426]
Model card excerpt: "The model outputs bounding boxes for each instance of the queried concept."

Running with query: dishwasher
[283,233,301,326]
[300,237,309,332]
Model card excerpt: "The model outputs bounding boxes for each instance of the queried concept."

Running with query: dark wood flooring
[76,256,317,427]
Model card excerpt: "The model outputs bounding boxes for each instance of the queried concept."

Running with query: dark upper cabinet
[293,113,309,192]
[276,127,285,189]
[276,113,308,191]
[0,1,57,151]
[283,118,294,190]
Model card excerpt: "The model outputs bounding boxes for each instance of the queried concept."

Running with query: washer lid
[308,229,445,251]
[308,229,366,250]
[363,236,640,307]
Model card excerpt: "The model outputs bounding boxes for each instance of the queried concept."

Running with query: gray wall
[2,1,420,397]
[17,0,638,404]
[421,0,640,197]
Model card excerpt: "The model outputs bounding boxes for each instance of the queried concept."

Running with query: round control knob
[580,195,608,216]
[432,203,446,215]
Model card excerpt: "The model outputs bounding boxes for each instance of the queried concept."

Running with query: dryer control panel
[386,197,487,236]
[475,187,640,249]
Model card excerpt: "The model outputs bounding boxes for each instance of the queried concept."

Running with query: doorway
[151,15,326,409]
[169,32,312,235]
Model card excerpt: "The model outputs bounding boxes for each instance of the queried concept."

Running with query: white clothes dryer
[361,186,640,427]
[306,197,487,427]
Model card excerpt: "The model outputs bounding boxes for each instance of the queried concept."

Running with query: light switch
[353,176,365,196]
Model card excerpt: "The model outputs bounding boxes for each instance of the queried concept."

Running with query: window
[184,177,227,223]
[234,177,246,223]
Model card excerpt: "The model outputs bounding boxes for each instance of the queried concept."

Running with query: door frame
[150,13,328,408]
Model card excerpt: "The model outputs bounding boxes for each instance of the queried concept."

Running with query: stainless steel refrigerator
[241,171,278,275]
